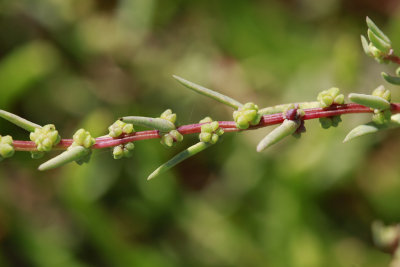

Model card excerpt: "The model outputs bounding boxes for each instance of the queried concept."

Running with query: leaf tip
[147,168,161,180]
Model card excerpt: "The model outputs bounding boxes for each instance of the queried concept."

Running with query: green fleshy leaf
[366,17,391,45]
[390,114,400,125]
[256,119,300,152]
[382,72,400,85]
[259,102,320,116]
[360,35,371,56]
[120,116,175,132]
[344,115,400,143]
[147,142,212,180]
[348,93,390,110]
[0,109,41,132]
[173,75,243,109]
[343,123,382,143]
[38,146,89,171]
[396,67,400,77]
[367,29,391,54]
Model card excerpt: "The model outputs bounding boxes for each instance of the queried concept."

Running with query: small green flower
[317,88,344,129]
[0,135,15,161]
[160,130,183,147]
[29,124,61,152]
[159,109,181,147]
[372,85,391,102]
[108,120,134,138]
[66,129,96,165]
[113,142,135,159]
[233,102,262,129]
[372,109,391,125]
[317,87,344,108]
[71,129,95,148]
[160,109,177,124]
[319,116,342,129]
[199,117,223,144]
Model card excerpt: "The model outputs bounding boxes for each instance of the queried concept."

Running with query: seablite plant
[2,16,400,264]
[1,17,400,181]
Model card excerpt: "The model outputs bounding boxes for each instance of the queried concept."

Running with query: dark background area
[1,0,400,266]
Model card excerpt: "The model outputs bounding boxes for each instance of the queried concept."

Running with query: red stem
[12,103,400,151]
[385,54,400,65]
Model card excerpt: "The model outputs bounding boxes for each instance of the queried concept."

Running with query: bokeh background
[1,0,400,266]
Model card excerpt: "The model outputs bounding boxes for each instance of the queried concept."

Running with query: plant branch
[10,103,400,152]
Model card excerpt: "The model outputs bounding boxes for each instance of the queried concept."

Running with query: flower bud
[72,129,95,148]
[30,124,61,152]
[317,87,344,108]
[160,109,177,124]
[372,85,391,102]
[233,102,261,129]
[108,120,134,138]
[199,117,223,144]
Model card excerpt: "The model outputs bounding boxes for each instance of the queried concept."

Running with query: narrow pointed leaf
[349,93,390,110]
[366,17,391,44]
[148,142,212,180]
[120,116,175,132]
[38,146,88,171]
[368,29,391,53]
[256,119,299,152]
[360,35,371,55]
[382,72,400,85]
[173,75,243,109]
[390,114,400,125]
[343,123,381,143]
[0,109,41,132]
[259,102,320,115]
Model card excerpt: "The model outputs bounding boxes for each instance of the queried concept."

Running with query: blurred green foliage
[1,0,400,266]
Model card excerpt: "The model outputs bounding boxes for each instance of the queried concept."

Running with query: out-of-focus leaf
[0,41,59,107]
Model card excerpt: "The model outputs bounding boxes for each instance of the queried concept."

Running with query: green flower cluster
[161,130,183,147]
[233,102,262,130]
[317,87,344,108]
[159,109,182,147]
[29,124,61,152]
[160,109,177,124]
[319,116,342,129]
[372,85,391,102]
[371,86,392,125]
[108,120,134,138]
[71,129,96,148]
[199,117,224,144]
[0,135,14,161]
[317,88,344,129]
[68,129,96,165]
[113,142,135,159]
